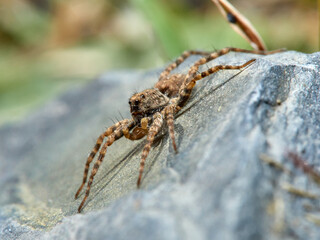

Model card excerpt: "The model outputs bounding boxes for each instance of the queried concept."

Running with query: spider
[75,47,282,212]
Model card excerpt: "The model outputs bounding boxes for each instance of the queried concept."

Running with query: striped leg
[178,59,256,108]
[165,105,178,152]
[75,119,132,199]
[158,50,212,82]
[77,119,134,212]
[184,47,284,84]
[137,112,164,187]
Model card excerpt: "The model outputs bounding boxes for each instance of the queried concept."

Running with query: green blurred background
[0,0,318,126]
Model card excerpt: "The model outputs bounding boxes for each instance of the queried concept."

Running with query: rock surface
[0,51,320,240]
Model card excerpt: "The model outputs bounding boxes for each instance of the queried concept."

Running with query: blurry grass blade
[130,0,187,58]
[211,0,267,50]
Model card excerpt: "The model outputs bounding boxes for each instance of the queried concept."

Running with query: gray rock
[0,51,319,240]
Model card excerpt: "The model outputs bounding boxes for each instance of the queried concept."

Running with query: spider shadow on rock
[80,131,171,210]
[175,67,248,119]
[141,122,185,184]
[77,141,144,209]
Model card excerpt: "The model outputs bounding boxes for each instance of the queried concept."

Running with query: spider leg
[77,119,134,212]
[137,112,164,187]
[178,59,256,108]
[159,50,212,82]
[185,47,284,84]
[75,119,132,199]
[165,105,178,152]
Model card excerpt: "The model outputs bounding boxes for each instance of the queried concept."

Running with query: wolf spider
[75,47,282,212]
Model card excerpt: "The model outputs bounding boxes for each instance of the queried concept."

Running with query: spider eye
[134,100,139,105]
[128,100,132,105]
[140,94,145,99]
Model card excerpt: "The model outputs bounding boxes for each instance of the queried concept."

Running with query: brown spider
[75,47,282,212]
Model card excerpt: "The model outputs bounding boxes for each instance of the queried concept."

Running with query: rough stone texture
[0,51,320,240]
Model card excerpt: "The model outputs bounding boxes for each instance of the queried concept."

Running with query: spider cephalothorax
[129,89,170,124]
[75,47,282,212]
